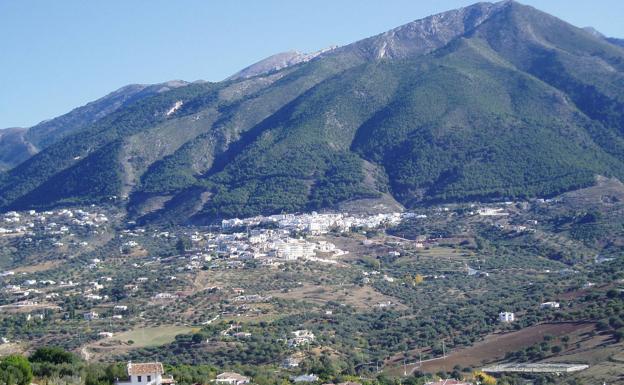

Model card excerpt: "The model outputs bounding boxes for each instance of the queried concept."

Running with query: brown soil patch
[270,283,406,310]
[12,260,61,273]
[411,322,595,373]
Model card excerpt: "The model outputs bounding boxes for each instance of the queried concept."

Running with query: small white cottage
[115,362,175,385]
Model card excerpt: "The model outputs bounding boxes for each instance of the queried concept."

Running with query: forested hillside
[2,1,624,224]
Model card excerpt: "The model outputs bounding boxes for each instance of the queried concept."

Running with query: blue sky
[1,0,623,128]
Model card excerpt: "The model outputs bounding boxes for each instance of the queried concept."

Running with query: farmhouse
[215,372,250,385]
[499,312,515,323]
[115,362,175,385]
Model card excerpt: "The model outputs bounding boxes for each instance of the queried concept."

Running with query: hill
[2,1,624,224]
[0,81,191,170]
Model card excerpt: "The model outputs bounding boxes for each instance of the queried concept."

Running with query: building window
[147,376,151,382]
[138,376,142,382]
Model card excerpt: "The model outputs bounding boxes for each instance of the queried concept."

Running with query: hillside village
[2,0,624,384]
[0,185,622,384]
[0,204,536,319]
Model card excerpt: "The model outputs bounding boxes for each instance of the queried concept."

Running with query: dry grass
[82,325,195,361]
[12,260,61,273]
[270,283,406,310]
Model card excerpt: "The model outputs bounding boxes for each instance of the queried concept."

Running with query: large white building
[115,362,175,385]
[272,239,316,260]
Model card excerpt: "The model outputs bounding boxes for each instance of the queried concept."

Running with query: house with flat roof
[499,311,515,323]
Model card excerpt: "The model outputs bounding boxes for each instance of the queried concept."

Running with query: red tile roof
[128,362,164,375]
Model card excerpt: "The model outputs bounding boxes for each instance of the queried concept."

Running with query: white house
[291,374,319,383]
[288,329,315,347]
[215,372,250,385]
[499,312,515,323]
[281,356,301,369]
[115,362,175,385]
[540,302,560,309]
[83,311,99,321]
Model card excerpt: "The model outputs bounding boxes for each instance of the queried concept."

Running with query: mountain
[608,37,624,48]
[2,0,624,224]
[583,26,624,48]
[0,81,190,170]
[227,47,337,81]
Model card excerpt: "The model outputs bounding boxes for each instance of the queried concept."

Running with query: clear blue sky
[1,0,622,128]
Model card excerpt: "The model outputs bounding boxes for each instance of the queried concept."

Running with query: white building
[272,239,316,260]
[215,372,250,385]
[478,208,509,216]
[83,311,99,321]
[281,356,301,368]
[291,374,319,383]
[288,329,315,347]
[115,362,175,385]
[499,312,515,323]
[540,302,560,309]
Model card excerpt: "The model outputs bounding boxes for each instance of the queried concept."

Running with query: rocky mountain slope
[1,1,624,224]
[0,128,36,171]
[226,47,337,81]
[0,81,190,170]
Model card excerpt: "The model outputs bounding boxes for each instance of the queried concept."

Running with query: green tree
[0,355,33,385]
[29,346,76,365]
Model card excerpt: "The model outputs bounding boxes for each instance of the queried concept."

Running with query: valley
[2,1,624,384]
[1,178,623,384]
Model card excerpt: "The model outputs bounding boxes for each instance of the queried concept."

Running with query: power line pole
[403,356,407,377]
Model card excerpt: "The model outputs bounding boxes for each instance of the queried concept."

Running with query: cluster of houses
[0,208,109,241]
[499,301,561,323]
[186,230,348,263]
[174,211,423,265]
[1,271,118,310]
[221,211,403,234]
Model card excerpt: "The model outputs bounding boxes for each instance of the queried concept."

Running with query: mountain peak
[226,47,337,81]
[328,1,512,61]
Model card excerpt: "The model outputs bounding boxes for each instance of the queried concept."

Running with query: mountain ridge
[2,1,624,225]
[0,80,193,171]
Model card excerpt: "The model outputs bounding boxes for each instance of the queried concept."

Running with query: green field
[112,326,195,348]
